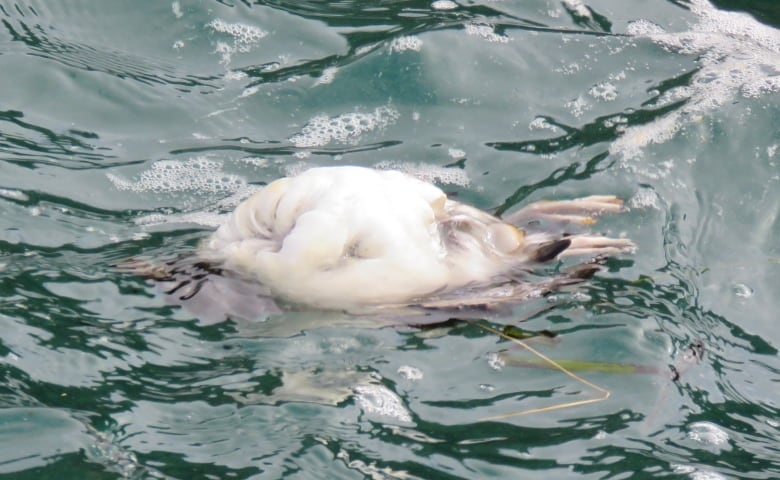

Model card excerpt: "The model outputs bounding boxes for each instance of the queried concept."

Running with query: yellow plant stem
[469,320,611,421]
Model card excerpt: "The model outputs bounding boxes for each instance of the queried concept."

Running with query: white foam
[618,0,780,160]
[397,365,423,381]
[732,283,754,298]
[171,1,182,18]
[224,70,248,81]
[690,471,728,480]
[563,0,591,19]
[289,106,400,148]
[672,465,728,480]
[0,188,28,201]
[528,116,560,132]
[431,0,458,10]
[133,178,261,228]
[107,157,246,194]
[207,19,267,45]
[687,421,730,447]
[589,82,618,101]
[556,61,583,76]
[654,86,693,108]
[487,352,504,371]
[465,23,510,43]
[213,41,233,65]
[565,95,590,118]
[353,384,412,422]
[625,19,666,37]
[374,161,471,186]
[610,111,681,161]
[390,36,423,53]
[447,148,466,159]
[313,67,338,86]
[628,188,660,210]
[112,157,259,228]
[206,19,267,64]
[135,211,226,228]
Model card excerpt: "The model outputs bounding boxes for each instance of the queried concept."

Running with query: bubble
[572,291,592,302]
[313,67,338,86]
[240,157,268,167]
[610,111,681,160]
[563,0,591,19]
[672,465,727,480]
[431,0,458,10]
[224,70,248,81]
[609,70,627,81]
[447,148,466,159]
[289,106,400,148]
[397,365,423,381]
[654,86,693,107]
[565,95,590,118]
[171,1,182,19]
[0,188,28,201]
[213,41,234,65]
[588,82,618,101]
[206,19,267,64]
[690,471,727,480]
[767,144,778,158]
[687,421,730,447]
[389,36,423,53]
[464,23,509,43]
[556,61,582,76]
[353,384,412,422]
[487,352,504,371]
[528,117,560,132]
[732,283,754,298]
[620,0,780,160]
[625,19,666,37]
[207,19,267,44]
[107,157,246,194]
[629,188,660,210]
[374,161,471,186]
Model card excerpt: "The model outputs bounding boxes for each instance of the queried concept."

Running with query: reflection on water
[0,0,779,478]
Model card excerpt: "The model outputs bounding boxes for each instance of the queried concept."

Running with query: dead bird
[121,166,634,323]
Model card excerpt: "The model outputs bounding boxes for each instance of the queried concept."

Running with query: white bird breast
[198,166,518,311]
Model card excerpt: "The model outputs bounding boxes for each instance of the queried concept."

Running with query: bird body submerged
[187,166,634,316]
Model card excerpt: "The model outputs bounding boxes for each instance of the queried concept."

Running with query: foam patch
[289,106,400,148]
[206,18,267,64]
[431,1,458,10]
[107,157,245,194]
[616,0,780,160]
[353,384,413,423]
[389,36,423,53]
[465,23,510,43]
[374,161,471,186]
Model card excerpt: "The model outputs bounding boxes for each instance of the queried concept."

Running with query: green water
[1,0,779,478]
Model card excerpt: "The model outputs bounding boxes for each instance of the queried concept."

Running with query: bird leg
[560,234,635,257]
[503,195,625,225]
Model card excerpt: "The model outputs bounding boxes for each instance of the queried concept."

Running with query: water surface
[1,0,779,478]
